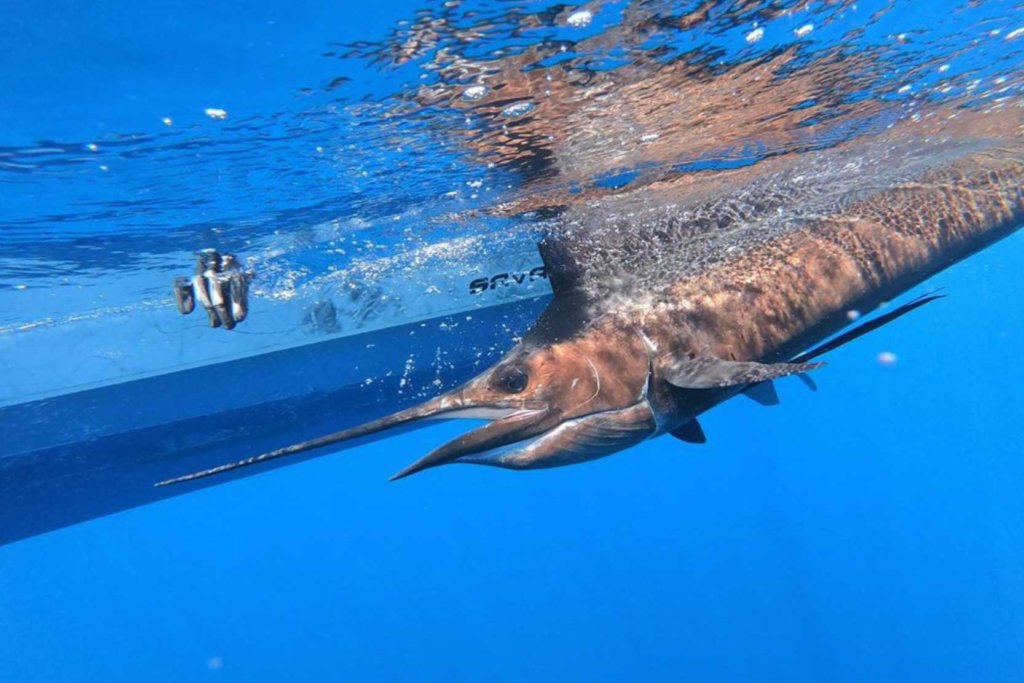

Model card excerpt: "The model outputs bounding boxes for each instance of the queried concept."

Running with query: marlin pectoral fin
[670,419,707,444]
[742,381,780,406]
[659,351,824,390]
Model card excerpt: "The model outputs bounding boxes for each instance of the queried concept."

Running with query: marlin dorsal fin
[523,233,599,344]
[659,350,823,390]
[537,234,586,296]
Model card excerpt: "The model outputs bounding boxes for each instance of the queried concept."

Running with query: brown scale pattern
[622,144,1024,364]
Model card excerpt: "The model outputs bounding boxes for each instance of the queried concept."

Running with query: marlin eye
[499,366,529,394]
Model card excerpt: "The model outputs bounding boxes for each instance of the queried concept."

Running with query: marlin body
[159,129,1024,486]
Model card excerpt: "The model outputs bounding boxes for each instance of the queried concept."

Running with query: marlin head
[388,330,658,479]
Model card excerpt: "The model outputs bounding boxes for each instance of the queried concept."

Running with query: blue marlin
[158,118,1024,486]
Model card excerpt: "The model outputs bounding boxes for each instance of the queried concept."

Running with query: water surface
[2,1,1024,681]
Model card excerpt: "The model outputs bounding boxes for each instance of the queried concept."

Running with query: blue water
[3,1,1024,681]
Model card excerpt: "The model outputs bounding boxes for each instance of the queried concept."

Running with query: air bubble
[461,85,488,101]
[501,101,535,117]
[566,10,592,28]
